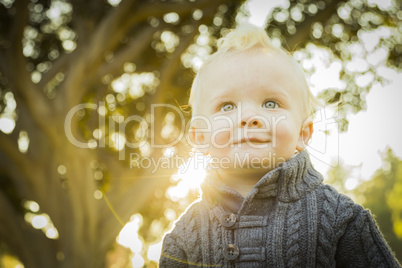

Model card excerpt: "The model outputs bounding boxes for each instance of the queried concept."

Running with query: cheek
[210,121,231,146]
[214,132,230,146]
[273,119,299,145]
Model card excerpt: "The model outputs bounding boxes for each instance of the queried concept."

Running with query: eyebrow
[266,89,290,103]
[212,86,290,100]
[208,88,232,99]
[207,87,292,112]
[209,95,232,112]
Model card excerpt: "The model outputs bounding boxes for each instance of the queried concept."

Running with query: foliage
[357,149,402,262]
[266,0,402,131]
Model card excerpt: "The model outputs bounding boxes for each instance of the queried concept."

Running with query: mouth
[233,137,269,145]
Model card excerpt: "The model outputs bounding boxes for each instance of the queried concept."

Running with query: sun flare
[166,154,210,201]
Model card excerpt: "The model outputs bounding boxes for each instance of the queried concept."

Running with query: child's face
[191,49,312,172]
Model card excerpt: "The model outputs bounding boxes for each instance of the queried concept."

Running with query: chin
[227,150,283,170]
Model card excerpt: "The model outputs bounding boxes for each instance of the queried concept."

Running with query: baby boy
[159,25,400,267]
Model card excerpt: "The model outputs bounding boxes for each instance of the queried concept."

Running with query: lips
[233,137,269,145]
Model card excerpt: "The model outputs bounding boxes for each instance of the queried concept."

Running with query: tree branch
[63,0,226,109]
[148,11,217,148]
[0,131,23,166]
[78,0,141,64]
[56,0,138,113]
[93,0,218,65]
[0,190,58,267]
[0,191,35,267]
[37,52,71,91]
[95,25,158,80]
[0,128,41,183]
[0,50,9,77]
[0,155,32,201]
[7,0,57,143]
[99,165,173,252]
[156,21,201,104]
[0,132,45,201]
[284,0,344,51]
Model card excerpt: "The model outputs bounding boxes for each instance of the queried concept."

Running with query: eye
[263,100,278,109]
[220,102,236,112]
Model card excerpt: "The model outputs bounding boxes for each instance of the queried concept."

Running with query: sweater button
[221,213,236,228]
[223,244,239,261]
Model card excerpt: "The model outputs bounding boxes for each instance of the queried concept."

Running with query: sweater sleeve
[159,201,203,267]
[335,208,401,268]
[159,231,189,267]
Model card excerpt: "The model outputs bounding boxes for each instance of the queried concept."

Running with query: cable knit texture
[160,151,400,267]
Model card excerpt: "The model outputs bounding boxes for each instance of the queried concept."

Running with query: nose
[240,115,264,128]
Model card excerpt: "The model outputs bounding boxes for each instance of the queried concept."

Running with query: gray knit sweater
[160,151,400,267]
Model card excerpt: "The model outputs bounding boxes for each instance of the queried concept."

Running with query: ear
[189,118,211,154]
[296,118,313,152]
[189,126,206,148]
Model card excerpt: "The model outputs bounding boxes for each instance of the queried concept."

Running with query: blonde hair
[188,24,318,119]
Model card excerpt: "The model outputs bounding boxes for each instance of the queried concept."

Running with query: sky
[245,0,402,184]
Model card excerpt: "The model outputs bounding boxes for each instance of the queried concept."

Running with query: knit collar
[201,150,323,207]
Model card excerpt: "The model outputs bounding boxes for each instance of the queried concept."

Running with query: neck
[214,168,270,197]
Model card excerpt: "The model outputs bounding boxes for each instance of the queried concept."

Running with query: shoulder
[161,199,210,265]
[316,183,361,211]
[175,199,208,228]
[163,199,209,241]
[321,186,402,267]
[315,184,364,231]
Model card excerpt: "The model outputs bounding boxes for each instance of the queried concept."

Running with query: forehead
[199,49,306,101]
